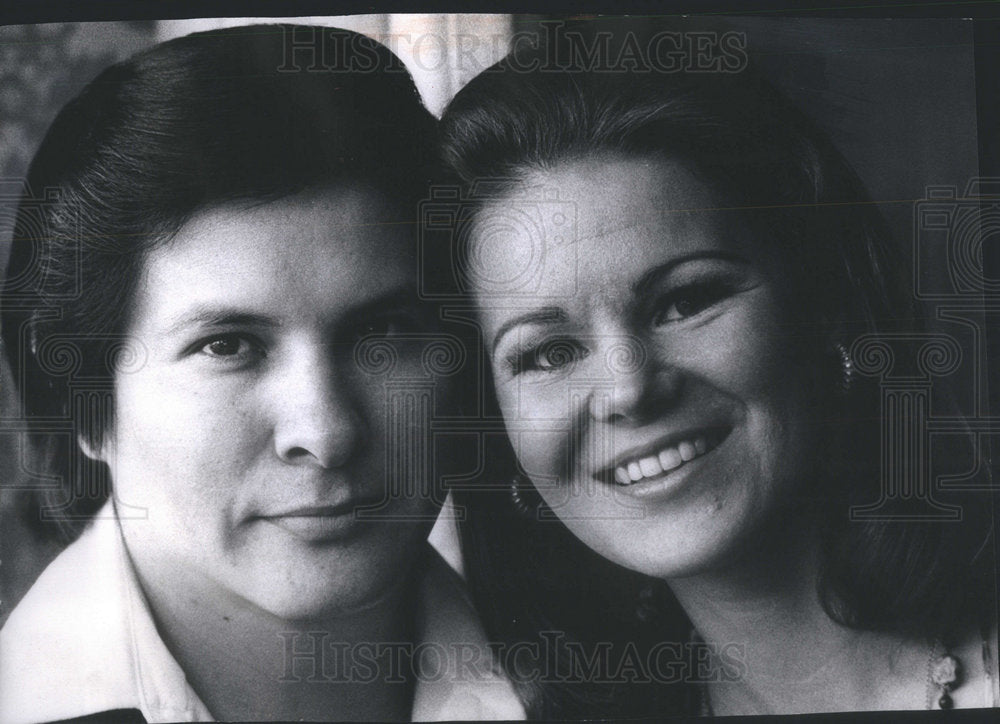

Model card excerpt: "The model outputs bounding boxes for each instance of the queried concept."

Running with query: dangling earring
[635,582,659,624]
[509,473,539,517]
[835,342,853,395]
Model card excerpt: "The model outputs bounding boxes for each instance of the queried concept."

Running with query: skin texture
[99,186,444,620]
[84,187,451,719]
[474,155,822,580]
[471,155,992,713]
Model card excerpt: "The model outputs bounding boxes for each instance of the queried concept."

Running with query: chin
[592,505,752,581]
[247,576,393,623]
[664,523,772,581]
[233,518,434,622]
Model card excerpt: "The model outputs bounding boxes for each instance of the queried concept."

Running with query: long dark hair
[441,28,994,718]
[1,25,438,543]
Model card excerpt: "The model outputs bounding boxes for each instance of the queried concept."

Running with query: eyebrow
[631,251,750,299]
[487,253,750,354]
[164,289,418,338]
[165,307,280,337]
[491,307,567,356]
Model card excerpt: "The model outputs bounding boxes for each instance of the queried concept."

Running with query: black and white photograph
[0,4,997,722]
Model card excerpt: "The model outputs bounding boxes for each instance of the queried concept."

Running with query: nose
[272,347,365,468]
[588,336,680,425]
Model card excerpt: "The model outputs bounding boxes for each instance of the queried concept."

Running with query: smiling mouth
[601,427,730,487]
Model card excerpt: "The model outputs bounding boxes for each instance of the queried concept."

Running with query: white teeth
[639,456,661,478]
[658,447,682,471]
[610,433,721,486]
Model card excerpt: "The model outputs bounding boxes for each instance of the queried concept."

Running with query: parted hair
[441,29,994,718]
[1,24,437,542]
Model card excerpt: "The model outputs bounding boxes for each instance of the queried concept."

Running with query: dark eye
[653,281,733,325]
[510,338,588,375]
[197,333,263,363]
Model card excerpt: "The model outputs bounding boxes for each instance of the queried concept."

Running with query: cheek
[368,341,451,415]
[679,294,803,402]
[689,302,816,482]
[494,376,573,476]
[107,371,264,503]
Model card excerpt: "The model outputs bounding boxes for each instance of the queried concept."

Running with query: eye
[195,333,264,364]
[508,338,589,376]
[652,280,734,325]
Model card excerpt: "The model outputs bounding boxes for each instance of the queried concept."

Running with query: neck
[668,511,926,714]
[670,514,833,673]
[134,558,419,722]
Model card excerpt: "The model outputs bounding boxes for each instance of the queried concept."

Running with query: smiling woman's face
[95,186,446,620]
[474,155,822,579]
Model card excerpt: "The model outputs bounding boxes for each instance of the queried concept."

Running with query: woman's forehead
[474,158,751,272]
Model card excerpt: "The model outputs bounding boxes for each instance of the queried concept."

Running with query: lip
[593,424,732,484]
[257,497,383,542]
[607,447,712,501]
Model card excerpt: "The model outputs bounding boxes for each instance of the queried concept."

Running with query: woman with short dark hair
[0,25,524,723]
[440,32,998,717]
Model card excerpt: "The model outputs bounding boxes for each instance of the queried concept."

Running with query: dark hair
[441,31,994,717]
[1,25,437,542]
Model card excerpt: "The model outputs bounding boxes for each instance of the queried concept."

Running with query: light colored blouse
[0,502,525,723]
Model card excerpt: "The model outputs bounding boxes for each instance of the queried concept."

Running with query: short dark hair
[441,31,993,717]
[1,25,437,542]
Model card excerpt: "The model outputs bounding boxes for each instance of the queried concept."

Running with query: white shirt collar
[0,502,524,723]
